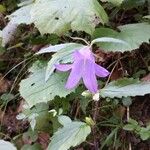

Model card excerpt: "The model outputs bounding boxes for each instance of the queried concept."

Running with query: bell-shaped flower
[55,46,109,93]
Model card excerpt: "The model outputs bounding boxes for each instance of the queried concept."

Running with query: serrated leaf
[19,62,74,108]
[0,140,17,150]
[47,121,91,150]
[92,23,150,52]
[44,43,84,81]
[31,0,108,35]
[100,78,150,98]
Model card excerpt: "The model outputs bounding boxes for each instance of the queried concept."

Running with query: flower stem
[92,101,99,150]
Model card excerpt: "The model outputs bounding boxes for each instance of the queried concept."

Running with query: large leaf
[19,61,74,108]
[2,2,34,46]
[37,43,84,81]
[100,78,150,98]
[93,23,150,52]
[36,43,82,54]
[48,118,91,150]
[2,23,18,46]
[30,0,108,35]
[0,140,17,150]
[7,4,33,25]
[91,37,128,46]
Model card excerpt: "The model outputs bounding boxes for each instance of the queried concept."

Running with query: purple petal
[82,60,98,93]
[65,60,83,89]
[95,64,110,77]
[79,46,95,62]
[73,50,83,61]
[55,64,72,72]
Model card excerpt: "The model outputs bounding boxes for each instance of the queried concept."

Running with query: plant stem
[92,101,99,150]
[127,106,132,150]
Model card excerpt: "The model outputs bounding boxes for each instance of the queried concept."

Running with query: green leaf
[100,0,124,6]
[143,15,150,19]
[100,78,150,98]
[47,120,91,150]
[91,37,128,46]
[18,103,50,131]
[7,3,33,25]
[122,97,132,107]
[92,23,150,52]
[128,118,138,126]
[23,130,38,143]
[123,124,135,131]
[36,43,82,54]
[42,43,84,81]
[139,128,150,140]
[1,93,14,103]
[19,61,74,108]
[0,5,6,13]
[30,0,108,35]
[121,0,146,9]
[0,140,17,150]
[21,143,42,150]
[58,115,72,126]
[18,0,34,7]
[101,127,119,149]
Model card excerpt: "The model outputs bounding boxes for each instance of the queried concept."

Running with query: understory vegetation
[0,0,150,149]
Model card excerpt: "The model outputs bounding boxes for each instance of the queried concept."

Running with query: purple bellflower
[55,46,110,93]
